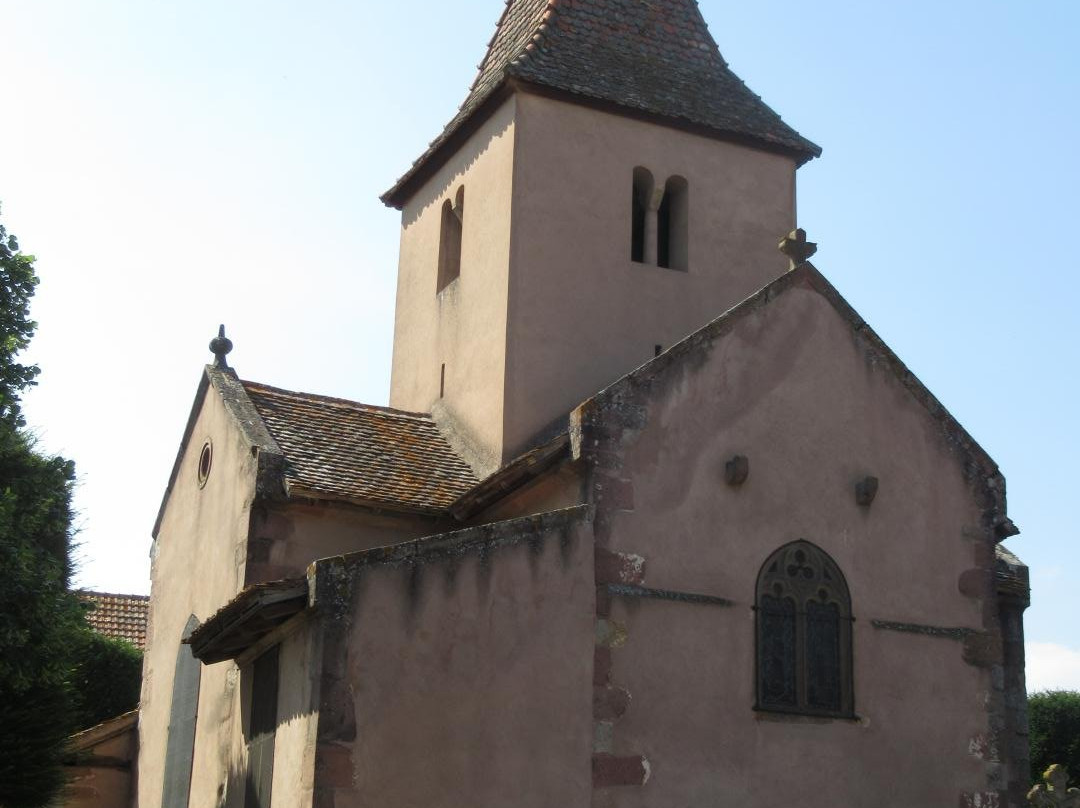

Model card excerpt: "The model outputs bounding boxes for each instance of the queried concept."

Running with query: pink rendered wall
[389,98,517,472]
[246,501,456,585]
[138,382,258,808]
[317,513,596,808]
[584,280,1004,806]
[63,722,137,808]
[142,381,443,808]
[503,92,798,460]
[63,767,132,808]
[468,460,586,525]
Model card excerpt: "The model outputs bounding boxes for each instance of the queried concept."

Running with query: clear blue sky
[2,0,1077,688]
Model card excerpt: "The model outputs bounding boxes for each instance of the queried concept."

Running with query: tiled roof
[188,578,308,664]
[81,592,150,649]
[384,0,819,206]
[242,381,479,515]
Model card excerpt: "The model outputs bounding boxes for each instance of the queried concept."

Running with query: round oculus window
[197,441,213,488]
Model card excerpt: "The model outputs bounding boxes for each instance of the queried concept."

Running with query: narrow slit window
[245,646,280,808]
[437,186,464,292]
[631,167,654,263]
[657,175,688,271]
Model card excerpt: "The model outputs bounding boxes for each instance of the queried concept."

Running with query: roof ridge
[81,591,150,601]
[241,380,433,421]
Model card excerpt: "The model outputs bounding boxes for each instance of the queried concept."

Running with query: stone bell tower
[382,0,820,474]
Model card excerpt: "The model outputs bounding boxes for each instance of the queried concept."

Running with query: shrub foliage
[1029,689,1080,785]
[69,632,143,731]
[0,208,86,808]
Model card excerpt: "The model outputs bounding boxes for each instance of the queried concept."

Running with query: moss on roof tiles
[384,0,819,206]
[242,382,478,514]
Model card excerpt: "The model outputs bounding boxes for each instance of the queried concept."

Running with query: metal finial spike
[209,324,233,369]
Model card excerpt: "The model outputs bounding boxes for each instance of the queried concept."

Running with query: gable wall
[503,92,797,461]
[389,98,517,472]
[581,280,1006,806]
[138,383,260,808]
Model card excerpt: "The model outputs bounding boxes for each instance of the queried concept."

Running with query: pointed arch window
[437,186,464,293]
[162,615,202,808]
[755,541,854,717]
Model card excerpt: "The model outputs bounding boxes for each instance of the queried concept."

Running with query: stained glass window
[755,541,853,717]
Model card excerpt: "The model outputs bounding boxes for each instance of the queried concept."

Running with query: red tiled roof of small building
[81,592,150,649]
[383,0,820,206]
[242,381,479,515]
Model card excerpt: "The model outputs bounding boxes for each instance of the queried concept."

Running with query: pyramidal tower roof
[383,0,821,208]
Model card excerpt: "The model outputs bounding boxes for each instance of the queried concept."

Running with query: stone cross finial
[209,324,233,369]
[1029,765,1080,807]
[779,228,817,269]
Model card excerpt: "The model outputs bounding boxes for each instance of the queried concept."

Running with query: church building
[136,1,1031,806]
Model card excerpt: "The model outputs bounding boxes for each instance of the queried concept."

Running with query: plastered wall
[246,501,455,585]
[584,281,1005,806]
[315,515,596,808]
[389,91,799,469]
[503,92,798,459]
[138,382,257,808]
[63,721,137,808]
[389,98,517,471]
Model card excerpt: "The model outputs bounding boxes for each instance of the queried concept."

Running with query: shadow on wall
[219,758,247,808]
[400,112,513,228]
[214,664,315,808]
[374,519,578,640]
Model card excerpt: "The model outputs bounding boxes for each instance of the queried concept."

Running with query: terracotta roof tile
[384,0,819,206]
[242,381,478,514]
[81,592,149,649]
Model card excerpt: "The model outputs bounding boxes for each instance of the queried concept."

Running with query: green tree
[69,632,143,731]
[1029,690,1080,786]
[0,207,83,808]
[0,215,40,426]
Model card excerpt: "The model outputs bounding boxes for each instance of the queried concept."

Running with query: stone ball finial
[209,324,233,369]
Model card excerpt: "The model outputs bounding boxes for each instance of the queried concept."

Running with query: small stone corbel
[994,515,1020,540]
[725,455,749,487]
[1028,765,1080,807]
[855,476,879,507]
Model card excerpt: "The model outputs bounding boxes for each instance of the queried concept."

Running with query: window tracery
[755,541,853,717]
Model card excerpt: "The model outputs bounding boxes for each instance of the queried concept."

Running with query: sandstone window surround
[755,541,854,718]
